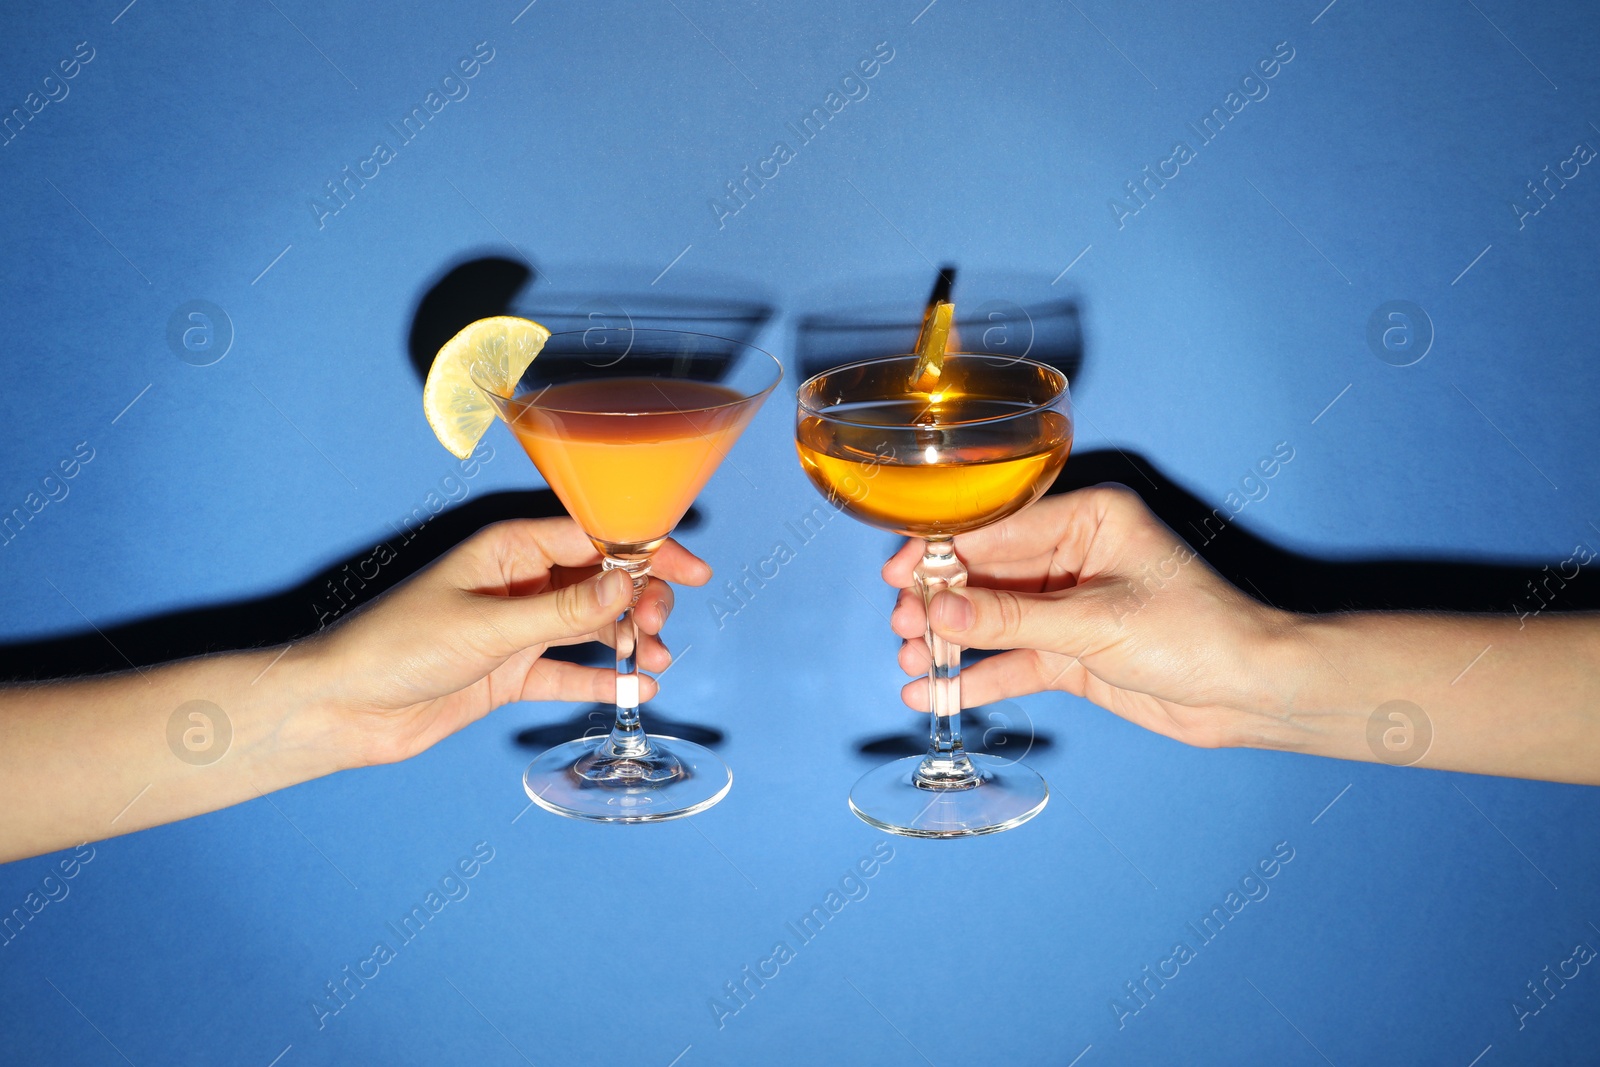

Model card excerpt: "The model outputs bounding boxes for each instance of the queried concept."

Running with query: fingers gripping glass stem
[562,556,687,790]
[914,538,979,789]
[604,558,651,758]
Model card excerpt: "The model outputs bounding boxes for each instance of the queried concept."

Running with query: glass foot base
[849,753,1048,838]
[523,735,731,823]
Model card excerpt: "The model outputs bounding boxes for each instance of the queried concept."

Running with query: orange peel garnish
[911,300,954,393]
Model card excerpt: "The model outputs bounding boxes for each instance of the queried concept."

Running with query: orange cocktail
[507,378,756,551]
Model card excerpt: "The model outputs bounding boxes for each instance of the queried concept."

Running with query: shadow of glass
[793,268,1085,386]
[408,253,537,385]
[407,254,778,385]
[515,293,773,350]
[856,707,1057,759]
[501,328,767,393]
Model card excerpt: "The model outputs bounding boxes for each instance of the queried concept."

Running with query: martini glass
[796,353,1072,837]
[475,328,781,822]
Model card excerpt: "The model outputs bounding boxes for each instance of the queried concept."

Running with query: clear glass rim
[796,352,1069,430]
[472,328,784,417]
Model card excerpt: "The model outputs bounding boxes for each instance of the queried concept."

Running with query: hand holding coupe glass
[795,303,1072,836]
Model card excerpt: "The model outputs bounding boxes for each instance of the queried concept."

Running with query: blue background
[3,0,1599,1064]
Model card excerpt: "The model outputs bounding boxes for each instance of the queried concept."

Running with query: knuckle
[988,589,1027,642]
[552,584,589,632]
[1091,482,1139,513]
[990,516,1018,554]
[469,519,518,554]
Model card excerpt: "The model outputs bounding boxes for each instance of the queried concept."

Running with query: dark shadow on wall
[408,255,536,384]
[1055,449,1600,615]
[0,491,579,681]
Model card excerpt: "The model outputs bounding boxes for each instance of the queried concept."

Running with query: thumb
[928,585,1098,656]
[479,568,634,654]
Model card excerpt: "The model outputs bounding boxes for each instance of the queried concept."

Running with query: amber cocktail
[797,353,1071,837]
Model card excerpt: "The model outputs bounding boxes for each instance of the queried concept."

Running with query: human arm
[0,518,710,863]
[883,485,1600,784]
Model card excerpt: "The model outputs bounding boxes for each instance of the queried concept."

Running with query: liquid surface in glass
[508,378,756,545]
[795,392,1072,538]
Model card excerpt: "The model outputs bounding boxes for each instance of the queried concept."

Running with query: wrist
[247,639,372,775]
[1216,607,1342,752]
[1238,610,1373,759]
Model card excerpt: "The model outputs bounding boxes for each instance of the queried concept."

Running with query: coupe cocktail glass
[796,353,1072,837]
[476,328,781,822]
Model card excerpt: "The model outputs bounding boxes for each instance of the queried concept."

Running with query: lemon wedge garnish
[911,300,954,393]
[423,316,549,458]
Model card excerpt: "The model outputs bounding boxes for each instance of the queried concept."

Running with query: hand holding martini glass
[796,297,1073,836]
[424,318,780,821]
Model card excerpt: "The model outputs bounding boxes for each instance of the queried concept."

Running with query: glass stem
[913,537,979,789]
[602,558,652,758]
